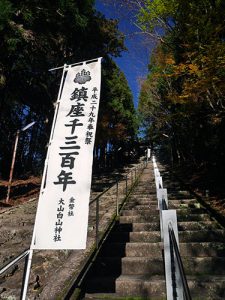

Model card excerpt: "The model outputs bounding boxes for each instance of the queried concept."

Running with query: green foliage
[0,0,138,178]
[0,0,126,111]
[138,0,225,170]
[96,58,137,148]
[137,0,177,33]
[0,0,12,30]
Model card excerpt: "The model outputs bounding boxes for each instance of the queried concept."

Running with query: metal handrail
[168,223,192,300]
[89,166,141,206]
[89,162,145,248]
[0,249,30,276]
[89,181,116,205]
[162,197,168,210]
[153,155,191,300]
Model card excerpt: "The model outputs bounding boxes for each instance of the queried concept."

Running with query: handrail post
[21,249,34,300]
[96,197,99,248]
[162,210,183,300]
[157,188,168,209]
[125,175,128,196]
[116,179,119,216]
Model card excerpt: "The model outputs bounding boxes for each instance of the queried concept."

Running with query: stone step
[121,208,206,216]
[125,202,153,207]
[132,187,155,191]
[179,230,225,243]
[81,163,225,300]
[132,185,155,189]
[102,242,225,258]
[116,275,166,298]
[110,229,225,244]
[114,222,160,232]
[84,294,164,300]
[127,195,157,205]
[119,213,211,224]
[168,202,200,209]
[126,199,155,204]
[101,242,162,258]
[134,187,155,190]
[128,196,156,201]
[109,231,161,243]
[168,189,190,194]
[114,220,220,232]
[186,275,225,299]
[92,257,164,276]
[129,189,156,200]
[168,198,197,203]
[136,181,152,185]
[183,257,225,275]
[178,221,222,231]
[130,193,155,197]
[87,257,122,277]
[178,213,212,221]
[176,208,207,215]
[180,242,225,257]
[84,275,166,298]
[167,191,192,198]
[83,276,117,294]
[119,215,159,224]
[123,204,156,211]
[124,201,201,211]
[167,198,197,203]
[92,256,225,276]
[115,274,225,299]
[121,209,158,216]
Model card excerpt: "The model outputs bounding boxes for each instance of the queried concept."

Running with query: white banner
[32,58,101,249]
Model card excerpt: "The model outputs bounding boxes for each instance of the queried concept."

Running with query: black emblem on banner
[74,69,91,84]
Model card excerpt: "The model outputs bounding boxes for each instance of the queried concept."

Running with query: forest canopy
[138,0,225,179]
[0,0,138,179]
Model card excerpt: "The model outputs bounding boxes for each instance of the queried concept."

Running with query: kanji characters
[54,170,76,192]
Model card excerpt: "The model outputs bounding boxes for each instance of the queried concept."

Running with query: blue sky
[95,1,155,108]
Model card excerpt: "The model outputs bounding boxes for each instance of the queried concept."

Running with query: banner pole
[38,64,68,194]
[5,130,20,203]
[48,57,101,72]
[21,249,33,300]
[20,65,68,300]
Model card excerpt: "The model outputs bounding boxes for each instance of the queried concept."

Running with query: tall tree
[0,0,134,178]
[96,58,138,168]
[138,0,225,171]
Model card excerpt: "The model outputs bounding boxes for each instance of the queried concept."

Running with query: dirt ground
[169,163,225,221]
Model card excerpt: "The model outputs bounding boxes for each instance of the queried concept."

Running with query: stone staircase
[80,163,225,299]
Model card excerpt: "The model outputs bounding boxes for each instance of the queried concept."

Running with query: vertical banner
[32,58,101,249]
